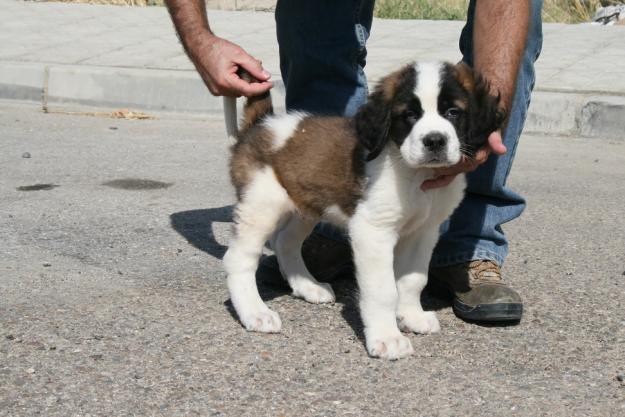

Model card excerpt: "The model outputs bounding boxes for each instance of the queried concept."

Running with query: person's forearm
[165,0,271,96]
[473,0,530,116]
[165,0,213,56]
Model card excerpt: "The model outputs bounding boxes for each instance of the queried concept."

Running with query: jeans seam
[353,1,369,102]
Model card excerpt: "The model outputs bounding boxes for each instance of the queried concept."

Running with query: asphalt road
[1,101,624,416]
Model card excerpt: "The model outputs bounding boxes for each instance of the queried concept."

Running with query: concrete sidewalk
[1,0,625,138]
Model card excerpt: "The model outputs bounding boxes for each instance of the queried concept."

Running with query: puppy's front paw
[240,309,282,333]
[366,332,414,360]
[292,281,335,304]
[397,310,440,334]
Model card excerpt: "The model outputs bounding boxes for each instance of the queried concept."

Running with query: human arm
[165,0,272,97]
[421,0,529,190]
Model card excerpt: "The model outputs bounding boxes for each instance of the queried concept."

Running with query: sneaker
[258,231,354,282]
[428,260,523,322]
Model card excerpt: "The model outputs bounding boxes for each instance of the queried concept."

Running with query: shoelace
[468,260,503,284]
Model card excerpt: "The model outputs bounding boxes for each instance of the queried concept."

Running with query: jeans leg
[275,0,374,117]
[431,0,544,267]
[276,0,375,242]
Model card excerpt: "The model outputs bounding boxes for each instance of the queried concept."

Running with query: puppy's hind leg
[274,216,335,304]
[224,168,293,333]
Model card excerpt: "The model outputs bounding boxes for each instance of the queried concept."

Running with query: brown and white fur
[222,61,504,360]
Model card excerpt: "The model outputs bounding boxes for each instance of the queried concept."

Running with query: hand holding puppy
[165,0,272,98]
[187,33,273,97]
[421,129,507,191]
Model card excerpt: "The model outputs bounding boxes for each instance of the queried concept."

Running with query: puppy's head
[355,61,505,167]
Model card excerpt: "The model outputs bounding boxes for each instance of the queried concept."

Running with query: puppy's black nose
[423,133,447,152]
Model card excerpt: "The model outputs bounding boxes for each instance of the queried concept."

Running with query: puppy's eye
[444,107,462,119]
[405,110,418,122]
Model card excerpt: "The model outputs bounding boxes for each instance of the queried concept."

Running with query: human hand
[420,130,507,191]
[188,32,273,97]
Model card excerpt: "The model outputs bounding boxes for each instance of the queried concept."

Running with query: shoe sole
[453,299,523,322]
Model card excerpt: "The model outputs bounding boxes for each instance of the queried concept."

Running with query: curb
[0,61,287,115]
[1,61,623,139]
[525,90,625,139]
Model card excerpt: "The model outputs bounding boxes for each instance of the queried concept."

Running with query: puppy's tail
[223,96,239,140]
[223,69,273,140]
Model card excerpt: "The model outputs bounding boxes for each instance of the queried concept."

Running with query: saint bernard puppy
[222,61,504,360]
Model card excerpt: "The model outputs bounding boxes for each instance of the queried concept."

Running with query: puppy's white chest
[399,195,434,235]
[357,149,465,236]
[358,156,434,231]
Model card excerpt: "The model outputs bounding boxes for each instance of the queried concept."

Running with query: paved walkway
[1,0,625,137]
[2,102,624,416]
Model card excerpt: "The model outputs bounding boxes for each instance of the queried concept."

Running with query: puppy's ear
[455,62,506,150]
[354,90,392,161]
[355,64,416,161]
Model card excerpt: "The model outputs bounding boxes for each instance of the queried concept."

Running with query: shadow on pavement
[170,206,234,260]
[170,206,451,341]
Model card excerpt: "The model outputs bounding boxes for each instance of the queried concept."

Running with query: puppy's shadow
[421,287,453,311]
[170,206,234,260]
[170,206,292,319]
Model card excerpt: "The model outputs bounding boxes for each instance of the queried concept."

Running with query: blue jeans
[275,0,543,268]
[275,0,375,117]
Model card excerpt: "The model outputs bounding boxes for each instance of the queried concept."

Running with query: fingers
[421,130,508,191]
[420,174,457,191]
[192,35,273,97]
[472,130,505,165]
[432,155,478,177]
[488,130,507,155]
[236,54,272,82]
[227,75,273,97]
[472,147,491,166]
[431,165,458,177]
[230,53,273,96]
[468,130,505,167]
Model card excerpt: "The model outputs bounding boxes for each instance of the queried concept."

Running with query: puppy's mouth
[402,146,461,168]
[425,156,445,163]
[420,152,455,167]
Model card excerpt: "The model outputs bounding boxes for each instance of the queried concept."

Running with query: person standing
[165,0,543,323]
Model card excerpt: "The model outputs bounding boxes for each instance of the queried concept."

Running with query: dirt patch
[102,178,173,190]
[16,184,59,191]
